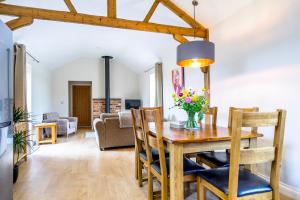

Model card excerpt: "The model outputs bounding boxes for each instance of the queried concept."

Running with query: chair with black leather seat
[131,107,166,187]
[141,108,205,200]
[186,107,218,159]
[196,107,259,168]
[197,109,286,200]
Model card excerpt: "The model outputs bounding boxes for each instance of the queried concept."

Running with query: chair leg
[137,159,143,187]
[148,170,153,200]
[161,178,168,200]
[197,177,206,200]
[135,148,138,180]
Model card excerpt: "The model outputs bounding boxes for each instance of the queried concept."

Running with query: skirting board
[257,173,300,200]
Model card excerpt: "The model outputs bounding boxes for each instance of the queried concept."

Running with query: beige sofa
[93,113,135,150]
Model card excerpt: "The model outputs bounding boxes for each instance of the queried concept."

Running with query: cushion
[151,157,205,176]
[139,149,169,161]
[43,112,60,121]
[197,167,272,197]
[197,151,230,167]
[100,113,118,121]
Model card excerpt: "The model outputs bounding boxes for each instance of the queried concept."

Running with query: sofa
[43,112,78,137]
[93,113,135,150]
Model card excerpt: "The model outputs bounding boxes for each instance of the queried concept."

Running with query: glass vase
[184,111,199,129]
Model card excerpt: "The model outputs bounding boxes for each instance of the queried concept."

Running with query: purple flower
[185,97,192,103]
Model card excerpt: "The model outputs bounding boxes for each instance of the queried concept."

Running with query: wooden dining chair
[197,109,286,200]
[196,107,258,168]
[131,108,146,187]
[186,107,218,159]
[141,108,205,200]
[131,107,165,187]
[203,106,218,127]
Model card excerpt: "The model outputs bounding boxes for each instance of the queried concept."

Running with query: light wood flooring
[13,129,294,200]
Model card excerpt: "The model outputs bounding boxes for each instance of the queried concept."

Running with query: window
[149,72,156,107]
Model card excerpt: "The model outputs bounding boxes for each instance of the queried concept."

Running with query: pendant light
[177,0,215,68]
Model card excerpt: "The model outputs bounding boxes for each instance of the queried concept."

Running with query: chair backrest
[204,107,218,126]
[228,107,259,132]
[141,107,167,179]
[131,108,144,153]
[228,109,286,199]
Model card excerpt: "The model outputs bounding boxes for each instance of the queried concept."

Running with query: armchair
[42,112,78,137]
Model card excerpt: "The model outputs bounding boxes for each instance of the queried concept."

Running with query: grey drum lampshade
[177,40,215,67]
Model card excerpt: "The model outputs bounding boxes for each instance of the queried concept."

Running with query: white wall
[139,71,150,107]
[160,0,300,193]
[31,64,52,122]
[51,57,140,116]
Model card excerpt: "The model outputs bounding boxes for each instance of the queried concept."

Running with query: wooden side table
[35,123,57,145]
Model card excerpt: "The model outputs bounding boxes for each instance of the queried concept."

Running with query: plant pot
[13,164,19,184]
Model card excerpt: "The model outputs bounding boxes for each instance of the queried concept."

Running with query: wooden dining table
[149,122,263,200]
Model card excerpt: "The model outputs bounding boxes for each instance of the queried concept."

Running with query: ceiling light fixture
[176,0,215,68]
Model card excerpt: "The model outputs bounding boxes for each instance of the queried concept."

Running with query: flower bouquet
[172,88,208,129]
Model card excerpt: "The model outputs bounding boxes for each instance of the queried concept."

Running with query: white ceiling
[0,0,254,72]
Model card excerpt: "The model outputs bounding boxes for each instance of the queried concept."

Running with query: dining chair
[186,107,218,159]
[197,109,286,200]
[131,108,146,187]
[131,107,165,187]
[196,107,258,168]
[203,106,218,127]
[141,108,205,200]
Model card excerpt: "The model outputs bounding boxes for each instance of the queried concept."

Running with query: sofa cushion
[43,112,59,121]
[197,167,272,197]
[100,113,119,121]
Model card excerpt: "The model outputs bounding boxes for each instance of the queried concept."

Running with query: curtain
[14,44,27,110]
[14,44,29,161]
[154,62,163,107]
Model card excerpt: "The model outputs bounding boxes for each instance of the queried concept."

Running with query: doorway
[69,81,92,128]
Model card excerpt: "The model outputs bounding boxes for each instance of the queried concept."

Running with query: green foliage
[172,89,208,116]
[13,130,34,165]
[13,107,31,124]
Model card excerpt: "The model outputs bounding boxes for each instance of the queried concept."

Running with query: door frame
[68,81,92,127]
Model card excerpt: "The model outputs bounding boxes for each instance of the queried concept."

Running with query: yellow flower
[172,92,176,100]
[205,100,209,105]
[183,89,188,97]
[192,95,199,102]
[202,88,206,92]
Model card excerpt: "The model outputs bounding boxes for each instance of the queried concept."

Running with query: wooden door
[72,85,91,127]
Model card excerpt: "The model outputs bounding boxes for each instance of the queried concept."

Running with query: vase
[184,111,199,129]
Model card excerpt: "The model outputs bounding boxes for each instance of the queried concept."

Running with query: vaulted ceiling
[0,0,254,72]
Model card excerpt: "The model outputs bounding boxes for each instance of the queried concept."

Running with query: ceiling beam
[0,3,206,37]
[6,16,33,30]
[144,0,160,22]
[173,34,188,43]
[63,0,77,13]
[159,0,206,30]
[107,0,116,18]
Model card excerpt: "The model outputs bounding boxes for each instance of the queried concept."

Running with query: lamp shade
[177,40,215,68]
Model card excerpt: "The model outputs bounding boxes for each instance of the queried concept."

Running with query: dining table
[149,122,263,200]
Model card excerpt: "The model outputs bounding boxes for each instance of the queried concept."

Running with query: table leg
[35,127,40,145]
[51,125,56,144]
[245,138,257,172]
[169,143,184,200]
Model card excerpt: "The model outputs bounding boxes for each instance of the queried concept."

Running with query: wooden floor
[13,129,293,200]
